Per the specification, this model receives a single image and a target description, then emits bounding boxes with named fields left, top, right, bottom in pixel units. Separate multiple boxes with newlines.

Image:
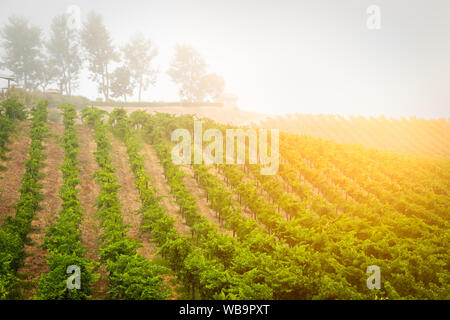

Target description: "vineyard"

left=258, top=114, right=450, bottom=157
left=0, top=98, right=449, bottom=300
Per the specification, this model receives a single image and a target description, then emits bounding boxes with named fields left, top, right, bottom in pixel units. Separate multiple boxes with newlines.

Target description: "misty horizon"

left=1, top=0, right=449, bottom=119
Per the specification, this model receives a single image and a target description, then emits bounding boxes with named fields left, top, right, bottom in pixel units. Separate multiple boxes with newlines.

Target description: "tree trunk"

left=62, top=64, right=68, bottom=95
left=106, top=64, right=109, bottom=100
left=68, top=71, right=72, bottom=96
left=138, top=76, right=143, bottom=102
left=101, top=71, right=107, bottom=100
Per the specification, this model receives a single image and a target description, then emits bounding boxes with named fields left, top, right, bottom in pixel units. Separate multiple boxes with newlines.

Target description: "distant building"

left=46, top=89, right=61, bottom=95
left=0, top=74, right=15, bottom=88
left=0, top=74, right=16, bottom=99
left=216, top=93, right=238, bottom=108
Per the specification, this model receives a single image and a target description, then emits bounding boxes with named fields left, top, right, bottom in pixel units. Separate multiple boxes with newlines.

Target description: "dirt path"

left=18, top=123, right=64, bottom=297
left=0, top=122, right=30, bottom=224
left=140, top=143, right=191, bottom=236
left=77, top=124, right=108, bottom=299
left=179, top=164, right=233, bottom=237
left=209, top=166, right=263, bottom=221
left=118, top=141, right=189, bottom=300
left=140, top=142, right=231, bottom=236
left=112, top=136, right=186, bottom=299
left=139, top=142, right=246, bottom=238
left=109, top=134, right=156, bottom=260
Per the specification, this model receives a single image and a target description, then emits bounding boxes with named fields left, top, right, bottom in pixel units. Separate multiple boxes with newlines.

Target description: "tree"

left=168, top=45, right=207, bottom=102
left=0, top=16, right=42, bottom=90
left=168, top=45, right=226, bottom=102
left=32, top=54, right=57, bottom=92
left=47, top=14, right=82, bottom=96
left=81, top=12, right=117, bottom=100
left=199, top=73, right=225, bottom=101
left=122, top=34, right=158, bottom=102
left=110, top=67, right=133, bottom=102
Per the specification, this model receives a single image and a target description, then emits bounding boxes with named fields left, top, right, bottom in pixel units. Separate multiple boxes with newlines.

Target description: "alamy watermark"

left=366, top=5, right=381, bottom=30
left=66, top=265, right=81, bottom=290
left=171, top=121, right=279, bottom=175
left=66, top=5, right=82, bottom=31
left=366, top=265, right=381, bottom=290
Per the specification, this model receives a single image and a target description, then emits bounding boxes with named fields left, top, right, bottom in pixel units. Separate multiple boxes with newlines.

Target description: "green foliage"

left=1, top=98, right=27, bottom=121
left=107, top=255, right=169, bottom=300
left=137, top=112, right=449, bottom=300
left=0, top=98, right=26, bottom=169
left=36, top=104, right=96, bottom=300
left=80, top=106, right=107, bottom=127
left=126, top=111, right=314, bottom=300
left=0, top=100, right=48, bottom=299
left=82, top=106, right=169, bottom=300
left=35, top=253, right=96, bottom=300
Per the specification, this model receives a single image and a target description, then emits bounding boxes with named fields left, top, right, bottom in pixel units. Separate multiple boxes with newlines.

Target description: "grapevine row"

left=36, top=104, right=95, bottom=299
left=0, top=101, right=47, bottom=299
left=81, top=107, right=169, bottom=300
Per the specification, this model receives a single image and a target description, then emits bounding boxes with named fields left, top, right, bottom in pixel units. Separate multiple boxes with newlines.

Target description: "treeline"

left=90, top=101, right=224, bottom=108
left=0, top=100, right=47, bottom=299
left=1, top=12, right=225, bottom=102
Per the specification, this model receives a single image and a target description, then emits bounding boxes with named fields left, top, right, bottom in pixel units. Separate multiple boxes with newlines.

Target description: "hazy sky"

left=0, top=0, right=449, bottom=118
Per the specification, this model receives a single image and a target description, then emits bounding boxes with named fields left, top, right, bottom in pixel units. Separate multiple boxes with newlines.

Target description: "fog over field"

left=1, top=0, right=449, bottom=118
left=0, top=0, right=449, bottom=306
